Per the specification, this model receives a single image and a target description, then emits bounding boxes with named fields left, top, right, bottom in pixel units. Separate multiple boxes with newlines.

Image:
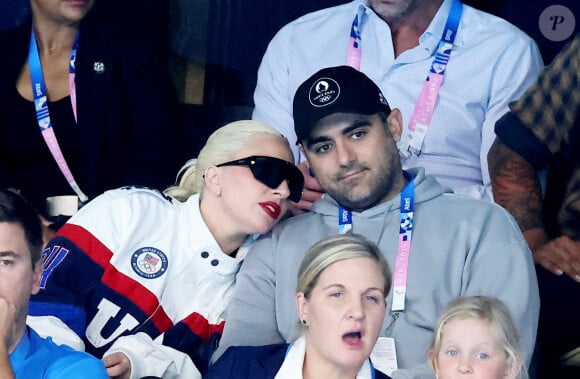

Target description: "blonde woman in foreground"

left=429, top=296, right=526, bottom=379
left=205, top=233, right=392, bottom=379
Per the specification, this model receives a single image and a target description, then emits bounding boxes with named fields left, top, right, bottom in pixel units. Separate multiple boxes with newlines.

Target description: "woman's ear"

left=387, top=109, right=403, bottom=142
left=203, top=166, right=221, bottom=197
left=296, top=292, right=309, bottom=321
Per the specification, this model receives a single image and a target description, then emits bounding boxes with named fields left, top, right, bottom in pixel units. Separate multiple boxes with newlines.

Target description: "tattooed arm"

left=489, top=138, right=580, bottom=281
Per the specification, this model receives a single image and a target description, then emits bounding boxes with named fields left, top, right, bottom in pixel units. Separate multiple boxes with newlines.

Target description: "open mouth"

left=342, top=331, right=363, bottom=347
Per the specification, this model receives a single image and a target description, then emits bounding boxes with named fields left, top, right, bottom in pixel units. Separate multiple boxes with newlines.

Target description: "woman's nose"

left=274, top=179, right=291, bottom=199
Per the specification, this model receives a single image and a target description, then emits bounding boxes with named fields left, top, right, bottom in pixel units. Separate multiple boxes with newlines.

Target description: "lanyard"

left=346, top=5, right=365, bottom=70
left=345, top=0, right=463, bottom=157
left=29, top=28, right=88, bottom=203
left=338, top=205, right=353, bottom=234
left=391, top=179, right=414, bottom=312
left=398, top=0, right=463, bottom=157
left=337, top=178, right=415, bottom=312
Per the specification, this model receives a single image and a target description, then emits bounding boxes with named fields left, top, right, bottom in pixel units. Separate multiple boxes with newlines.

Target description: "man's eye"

left=351, top=131, right=366, bottom=139
left=315, top=144, right=332, bottom=154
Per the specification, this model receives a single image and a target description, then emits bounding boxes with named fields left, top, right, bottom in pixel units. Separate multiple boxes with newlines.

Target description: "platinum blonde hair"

left=296, top=234, right=392, bottom=299
left=429, top=296, right=526, bottom=379
left=165, top=120, right=290, bottom=201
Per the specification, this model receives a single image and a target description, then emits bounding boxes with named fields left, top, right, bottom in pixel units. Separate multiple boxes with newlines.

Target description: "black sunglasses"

left=216, top=156, right=304, bottom=202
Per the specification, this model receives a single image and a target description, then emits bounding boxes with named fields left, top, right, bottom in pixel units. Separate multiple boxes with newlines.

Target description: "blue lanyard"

left=337, top=178, right=415, bottom=312
left=338, top=205, right=353, bottom=234
left=28, top=28, right=88, bottom=203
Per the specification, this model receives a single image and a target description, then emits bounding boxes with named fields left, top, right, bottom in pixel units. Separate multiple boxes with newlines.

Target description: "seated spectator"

left=0, top=189, right=107, bottom=378
left=0, top=0, right=181, bottom=229
left=251, top=0, right=543, bottom=215
left=213, top=66, right=539, bottom=379
left=428, top=296, right=526, bottom=379
left=206, top=234, right=392, bottom=379
left=26, top=121, right=304, bottom=378
left=488, top=33, right=580, bottom=379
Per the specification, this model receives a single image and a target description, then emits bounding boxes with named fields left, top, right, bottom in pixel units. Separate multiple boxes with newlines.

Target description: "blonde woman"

left=206, top=234, right=392, bottom=379
left=27, top=120, right=303, bottom=379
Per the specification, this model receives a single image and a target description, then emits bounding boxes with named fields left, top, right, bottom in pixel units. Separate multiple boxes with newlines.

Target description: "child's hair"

left=165, top=120, right=290, bottom=201
left=428, top=296, right=526, bottom=379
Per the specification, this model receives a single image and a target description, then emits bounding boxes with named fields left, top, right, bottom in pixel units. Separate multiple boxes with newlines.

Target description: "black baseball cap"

left=293, top=65, right=391, bottom=143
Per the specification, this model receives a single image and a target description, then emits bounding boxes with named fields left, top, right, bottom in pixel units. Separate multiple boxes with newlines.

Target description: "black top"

left=0, top=14, right=182, bottom=216
left=0, top=90, right=81, bottom=213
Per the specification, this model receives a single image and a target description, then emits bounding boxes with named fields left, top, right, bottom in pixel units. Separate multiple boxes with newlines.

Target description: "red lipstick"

left=259, top=201, right=281, bottom=219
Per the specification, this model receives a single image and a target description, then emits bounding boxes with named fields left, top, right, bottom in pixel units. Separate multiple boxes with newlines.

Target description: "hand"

left=287, top=161, right=325, bottom=215
left=103, top=352, right=131, bottom=379
left=532, top=235, right=580, bottom=282
left=0, top=298, right=16, bottom=351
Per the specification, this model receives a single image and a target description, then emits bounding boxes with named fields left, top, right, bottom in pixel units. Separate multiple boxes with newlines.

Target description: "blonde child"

left=429, top=296, right=526, bottom=379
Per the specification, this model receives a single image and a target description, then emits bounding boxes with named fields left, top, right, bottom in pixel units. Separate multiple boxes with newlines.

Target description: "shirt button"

left=211, top=259, right=219, bottom=266
left=201, top=251, right=209, bottom=258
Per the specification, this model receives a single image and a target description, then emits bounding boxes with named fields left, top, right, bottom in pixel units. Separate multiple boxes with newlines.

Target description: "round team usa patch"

left=131, top=247, right=168, bottom=279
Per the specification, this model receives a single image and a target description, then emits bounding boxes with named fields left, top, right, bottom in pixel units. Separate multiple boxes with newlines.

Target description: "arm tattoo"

left=488, top=139, right=544, bottom=231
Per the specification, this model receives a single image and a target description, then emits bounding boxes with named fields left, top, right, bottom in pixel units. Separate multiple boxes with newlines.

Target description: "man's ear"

left=387, top=109, right=403, bottom=142
left=299, top=143, right=307, bottom=159
left=203, top=166, right=221, bottom=197
left=31, top=259, right=42, bottom=295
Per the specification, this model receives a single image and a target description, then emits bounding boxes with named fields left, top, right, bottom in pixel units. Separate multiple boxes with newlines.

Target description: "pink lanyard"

left=29, top=28, right=88, bottom=203
left=346, top=1, right=463, bottom=159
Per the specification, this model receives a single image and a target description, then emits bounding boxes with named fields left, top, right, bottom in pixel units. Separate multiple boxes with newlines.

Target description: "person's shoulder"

left=93, top=186, right=177, bottom=208
left=208, top=344, right=287, bottom=378
left=28, top=328, right=108, bottom=378
left=267, top=208, right=328, bottom=243
left=461, top=4, right=536, bottom=44
left=69, top=186, right=179, bottom=230
left=437, top=191, right=525, bottom=229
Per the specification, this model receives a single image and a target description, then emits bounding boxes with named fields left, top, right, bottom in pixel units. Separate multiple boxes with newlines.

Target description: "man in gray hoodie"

left=215, top=66, right=539, bottom=378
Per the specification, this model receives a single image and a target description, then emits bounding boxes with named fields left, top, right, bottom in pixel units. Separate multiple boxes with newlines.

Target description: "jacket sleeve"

left=26, top=315, right=86, bottom=351
left=105, top=332, right=201, bottom=379
left=212, top=235, right=284, bottom=362
left=496, top=33, right=580, bottom=169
